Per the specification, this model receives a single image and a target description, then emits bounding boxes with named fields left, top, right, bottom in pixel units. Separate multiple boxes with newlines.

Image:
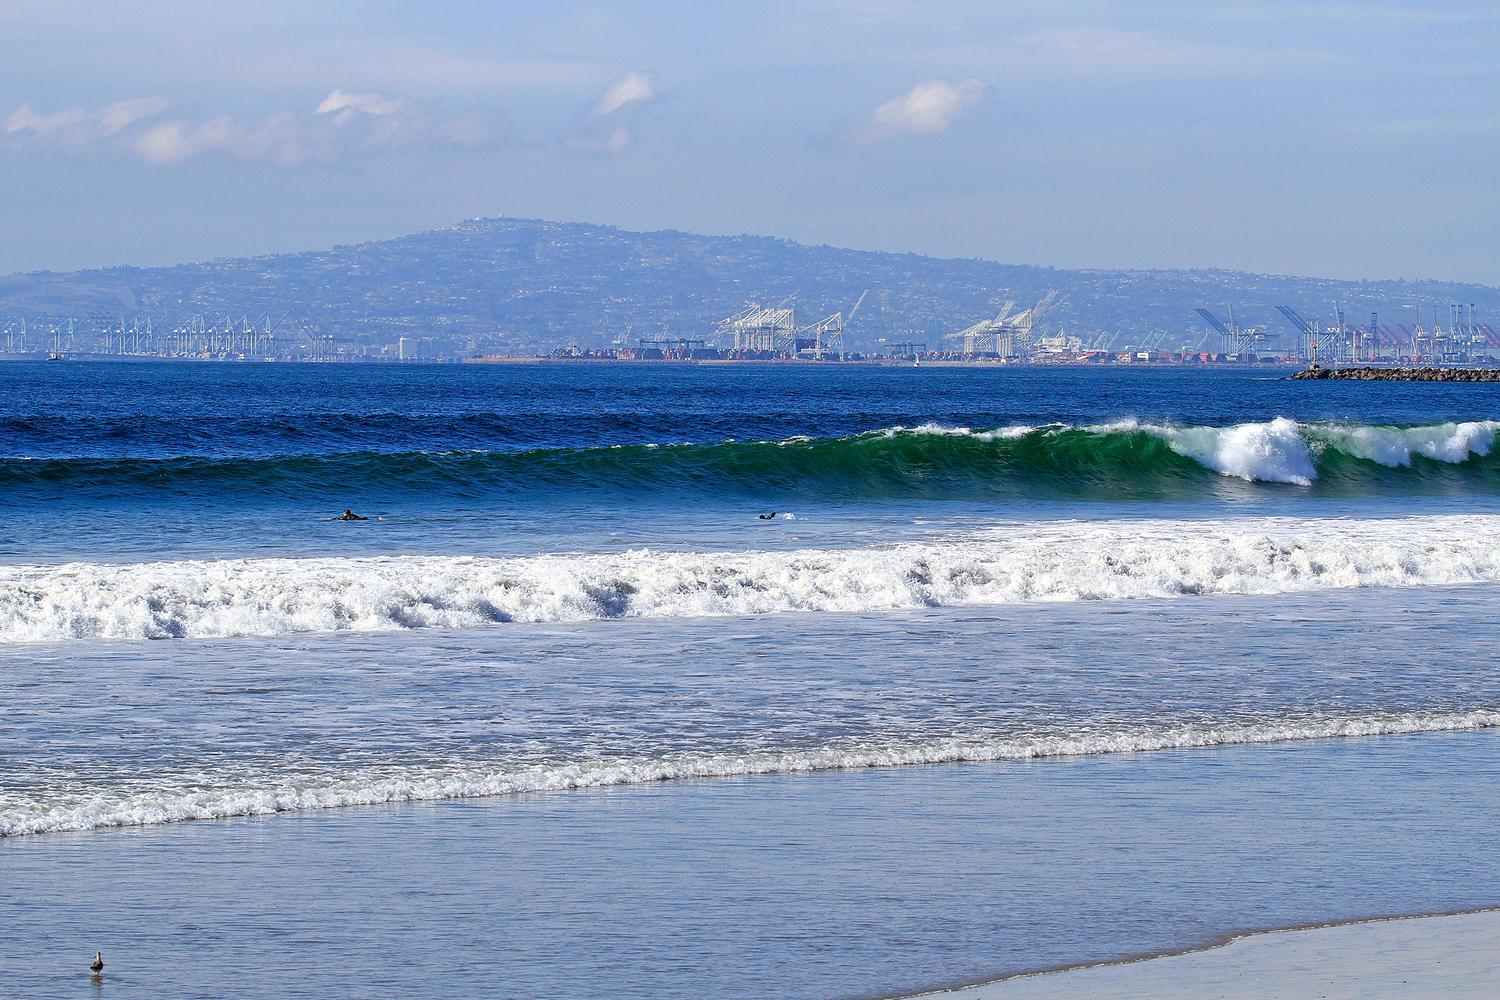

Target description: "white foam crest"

left=904, top=422, right=978, bottom=438
left=5, top=711, right=1495, bottom=838
left=1316, top=421, right=1500, bottom=467
left=878, top=423, right=1040, bottom=442
left=5, top=515, right=1500, bottom=642
left=1073, top=418, right=1497, bottom=483
left=1149, top=417, right=1318, bottom=485
left=1086, top=418, right=1143, bottom=433
left=982, top=425, right=1040, bottom=441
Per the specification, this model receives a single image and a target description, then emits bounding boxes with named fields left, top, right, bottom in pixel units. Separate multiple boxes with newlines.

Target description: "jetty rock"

left=1291, top=366, right=1500, bottom=382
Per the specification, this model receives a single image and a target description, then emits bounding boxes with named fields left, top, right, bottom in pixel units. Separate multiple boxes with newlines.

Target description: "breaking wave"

left=6, top=514, right=1500, bottom=642
left=2, top=419, right=1498, bottom=501
left=6, top=711, right=1496, bottom=837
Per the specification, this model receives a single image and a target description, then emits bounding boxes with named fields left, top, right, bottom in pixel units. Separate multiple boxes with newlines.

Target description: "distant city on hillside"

left=1, top=217, right=1496, bottom=364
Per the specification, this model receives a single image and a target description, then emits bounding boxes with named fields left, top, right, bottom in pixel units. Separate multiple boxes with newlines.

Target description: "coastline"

left=908, top=908, right=1500, bottom=999
left=461, top=356, right=1298, bottom=370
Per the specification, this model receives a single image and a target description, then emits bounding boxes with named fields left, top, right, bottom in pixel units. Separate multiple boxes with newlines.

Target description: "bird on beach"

left=89, top=951, right=104, bottom=974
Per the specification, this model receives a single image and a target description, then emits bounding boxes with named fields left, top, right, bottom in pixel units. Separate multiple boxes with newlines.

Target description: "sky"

left=2, top=0, right=1497, bottom=284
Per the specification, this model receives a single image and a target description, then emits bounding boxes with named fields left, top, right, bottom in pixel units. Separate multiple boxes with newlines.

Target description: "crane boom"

left=1194, top=308, right=1230, bottom=336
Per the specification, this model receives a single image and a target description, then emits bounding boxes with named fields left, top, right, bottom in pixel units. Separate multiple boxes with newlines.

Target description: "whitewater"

left=6, top=513, right=1500, bottom=641
left=5, top=710, right=1497, bottom=838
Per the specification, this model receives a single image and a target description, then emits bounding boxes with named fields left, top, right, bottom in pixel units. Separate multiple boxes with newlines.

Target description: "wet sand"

left=920, top=909, right=1500, bottom=999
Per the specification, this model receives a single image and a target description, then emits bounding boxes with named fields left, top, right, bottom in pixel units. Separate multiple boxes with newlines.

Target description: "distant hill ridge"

left=1, top=217, right=1495, bottom=353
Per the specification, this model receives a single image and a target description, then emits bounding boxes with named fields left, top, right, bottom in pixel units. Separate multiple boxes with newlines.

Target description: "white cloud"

left=4, top=97, right=171, bottom=153
left=564, top=71, right=655, bottom=155
left=5, top=91, right=494, bottom=167
left=564, top=124, right=634, bottom=155
left=865, top=79, right=984, bottom=138
left=134, top=109, right=409, bottom=166
left=133, top=117, right=237, bottom=165
left=6, top=98, right=172, bottom=139
left=437, top=116, right=494, bottom=146
left=5, top=103, right=90, bottom=136
left=315, top=89, right=405, bottom=120
left=98, top=97, right=171, bottom=134
left=593, top=71, right=655, bottom=117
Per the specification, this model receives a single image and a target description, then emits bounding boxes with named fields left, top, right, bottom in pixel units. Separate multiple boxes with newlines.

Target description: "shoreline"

left=462, top=356, right=1298, bottom=370
left=8, top=725, right=1500, bottom=997
left=0, top=354, right=1299, bottom=369
left=907, top=907, right=1500, bottom=999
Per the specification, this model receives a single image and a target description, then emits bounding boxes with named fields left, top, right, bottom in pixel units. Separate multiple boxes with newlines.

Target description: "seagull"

left=89, top=951, right=104, bottom=974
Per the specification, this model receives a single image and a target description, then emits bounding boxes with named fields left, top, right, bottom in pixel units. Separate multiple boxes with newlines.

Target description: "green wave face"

left=2, top=419, right=1498, bottom=502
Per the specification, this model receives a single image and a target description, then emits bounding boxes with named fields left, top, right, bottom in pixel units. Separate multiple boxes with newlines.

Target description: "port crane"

left=793, top=289, right=868, bottom=359
left=944, top=291, right=1058, bottom=358
left=1194, top=306, right=1256, bottom=358
left=714, top=299, right=798, bottom=353
left=1275, top=306, right=1321, bottom=363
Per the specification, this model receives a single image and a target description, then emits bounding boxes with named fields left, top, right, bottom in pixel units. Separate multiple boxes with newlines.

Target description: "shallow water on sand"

left=5, top=730, right=1499, bottom=999
left=4, top=585, right=1498, bottom=837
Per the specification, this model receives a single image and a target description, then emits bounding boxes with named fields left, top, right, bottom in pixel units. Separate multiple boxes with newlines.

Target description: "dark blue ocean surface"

left=7, top=361, right=1500, bottom=458
left=3, top=362, right=1500, bottom=561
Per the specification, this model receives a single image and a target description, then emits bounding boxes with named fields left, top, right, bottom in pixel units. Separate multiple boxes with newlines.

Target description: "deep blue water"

left=3, top=362, right=1500, bottom=562
left=6, top=362, right=1500, bottom=456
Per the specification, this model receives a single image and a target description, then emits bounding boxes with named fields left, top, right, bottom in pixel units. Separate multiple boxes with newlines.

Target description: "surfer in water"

left=335, top=508, right=369, bottom=521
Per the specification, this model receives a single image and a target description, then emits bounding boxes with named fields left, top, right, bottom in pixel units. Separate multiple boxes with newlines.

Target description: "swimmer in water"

left=758, top=512, right=778, bottom=520
left=335, top=509, right=369, bottom=521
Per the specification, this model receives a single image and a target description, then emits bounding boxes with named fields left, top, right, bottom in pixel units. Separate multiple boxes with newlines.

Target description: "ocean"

left=3, top=361, right=1499, bottom=997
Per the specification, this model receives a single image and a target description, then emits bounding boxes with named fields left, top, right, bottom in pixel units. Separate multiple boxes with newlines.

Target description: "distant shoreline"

left=462, top=356, right=1301, bottom=371
left=0, top=354, right=1302, bottom=370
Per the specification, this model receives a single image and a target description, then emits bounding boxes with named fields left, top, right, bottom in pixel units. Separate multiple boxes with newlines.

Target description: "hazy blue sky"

left=3, top=1, right=1497, bottom=282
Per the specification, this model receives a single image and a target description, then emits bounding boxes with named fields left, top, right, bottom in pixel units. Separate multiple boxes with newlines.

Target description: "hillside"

left=1, top=217, right=1495, bottom=355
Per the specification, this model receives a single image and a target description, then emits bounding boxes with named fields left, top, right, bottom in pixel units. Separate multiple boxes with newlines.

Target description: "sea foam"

left=4, top=515, right=1500, bottom=642
left=1149, top=418, right=1320, bottom=485
left=5, top=711, right=1496, bottom=837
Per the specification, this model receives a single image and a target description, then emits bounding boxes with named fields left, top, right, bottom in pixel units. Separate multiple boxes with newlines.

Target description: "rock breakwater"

left=1291, top=366, right=1500, bottom=382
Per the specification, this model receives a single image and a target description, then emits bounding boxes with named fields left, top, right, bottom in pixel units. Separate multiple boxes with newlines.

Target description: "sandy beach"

left=919, top=909, right=1500, bottom=999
